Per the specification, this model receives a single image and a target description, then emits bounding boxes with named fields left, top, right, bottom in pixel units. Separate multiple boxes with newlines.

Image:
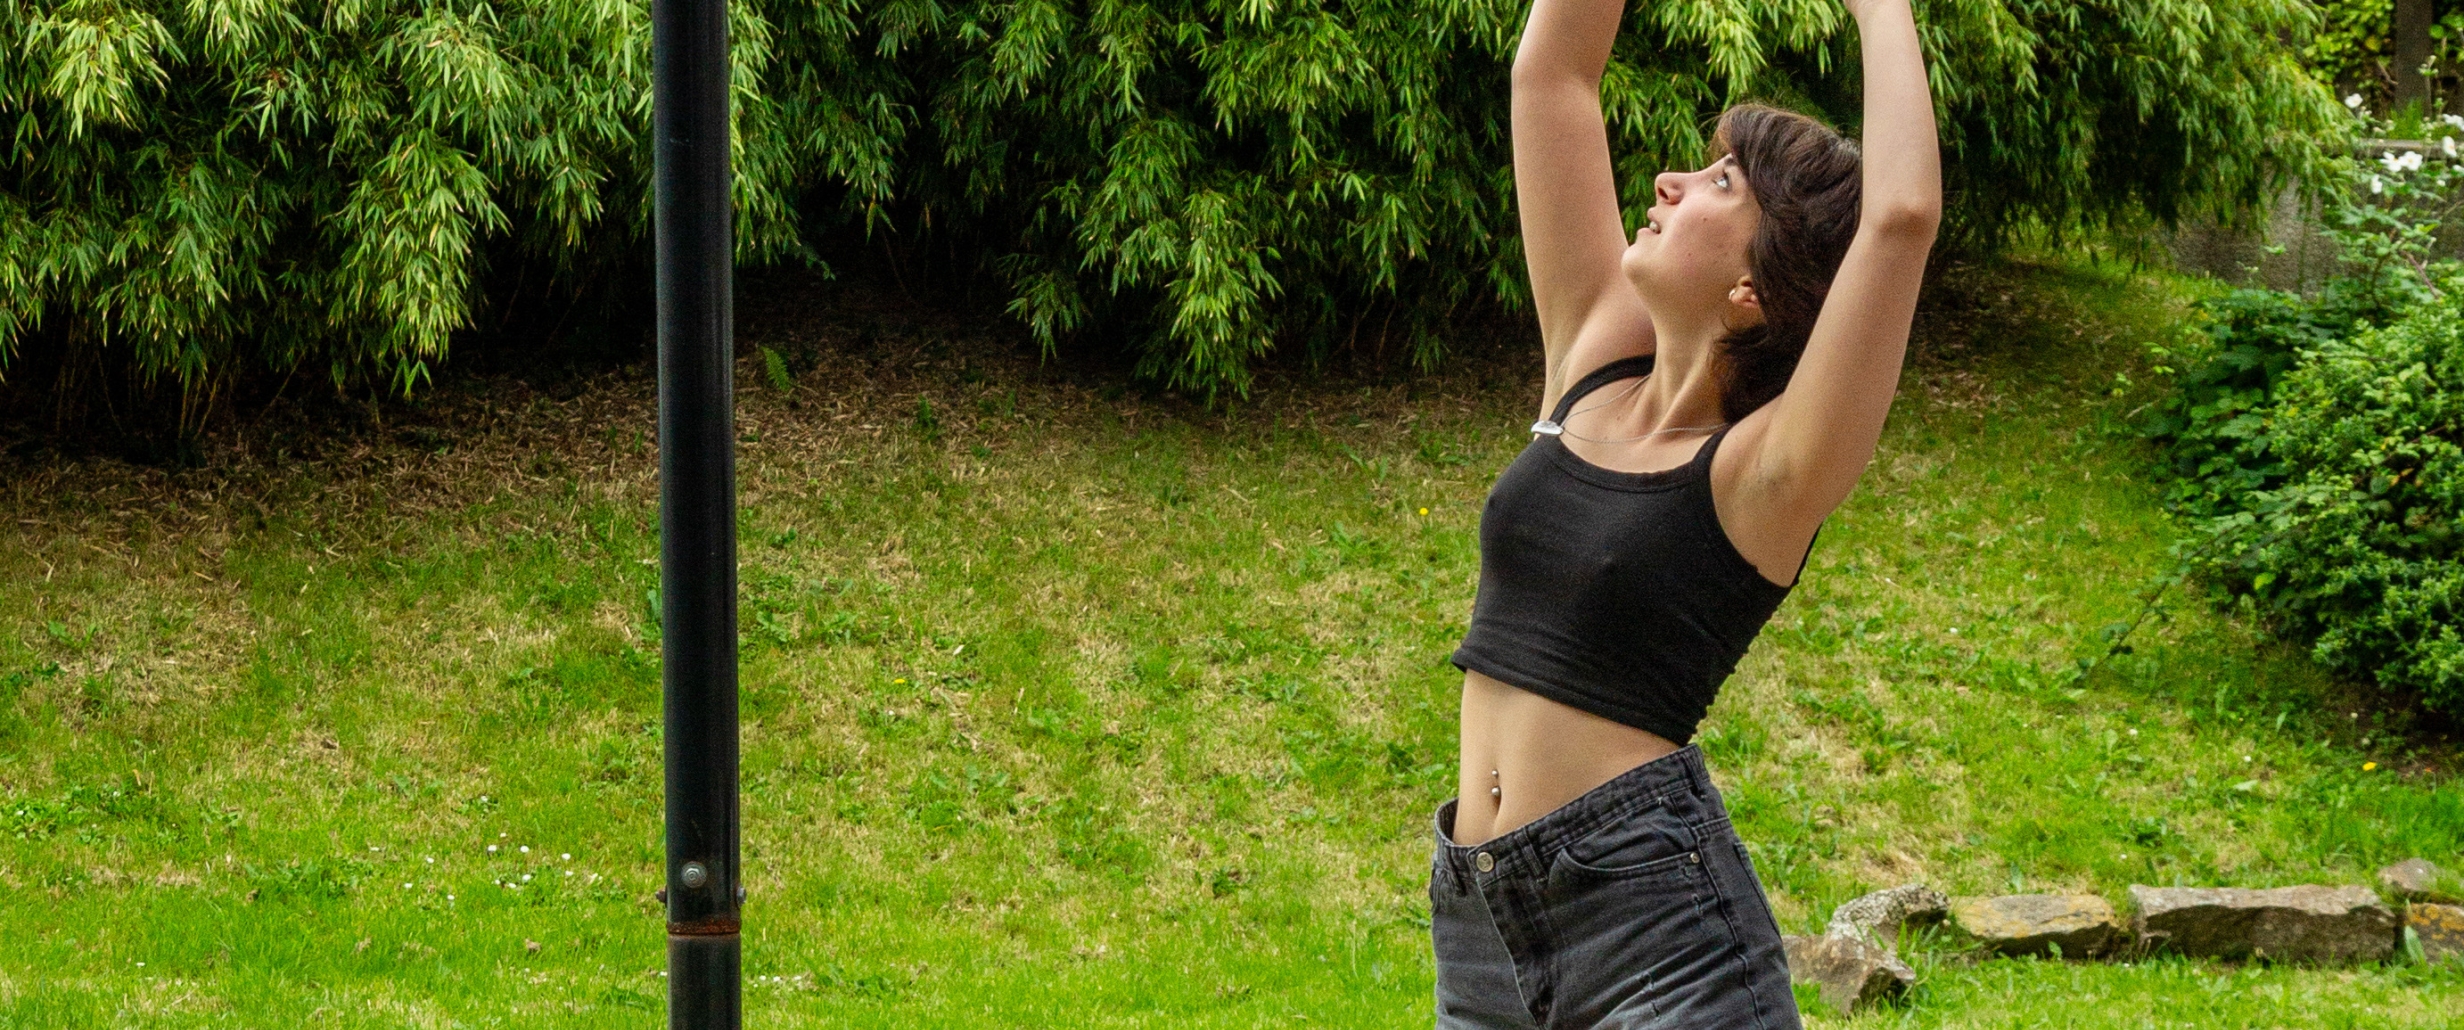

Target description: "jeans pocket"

left=1538, top=849, right=1727, bottom=1028
left=1552, top=803, right=1697, bottom=878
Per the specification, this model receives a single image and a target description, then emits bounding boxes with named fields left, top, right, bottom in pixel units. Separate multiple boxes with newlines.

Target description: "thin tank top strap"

left=1549, top=354, right=1657, bottom=423
left=1689, top=421, right=1735, bottom=473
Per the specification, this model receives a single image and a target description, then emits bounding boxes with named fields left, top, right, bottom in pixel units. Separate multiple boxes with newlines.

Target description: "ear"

left=1725, top=276, right=1765, bottom=330
left=1725, top=276, right=1761, bottom=310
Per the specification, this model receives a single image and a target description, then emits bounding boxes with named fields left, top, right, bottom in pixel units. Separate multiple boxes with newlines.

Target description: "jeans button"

left=1474, top=852, right=1495, bottom=873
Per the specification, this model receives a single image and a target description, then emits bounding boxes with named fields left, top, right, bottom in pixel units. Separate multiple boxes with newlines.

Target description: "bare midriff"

left=1451, top=667, right=1680, bottom=847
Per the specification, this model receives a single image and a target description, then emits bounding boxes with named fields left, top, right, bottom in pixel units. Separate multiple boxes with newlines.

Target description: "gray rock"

left=2410, top=903, right=2464, bottom=962
left=1783, top=933, right=1913, bottom=1016
left=2379, top=858, right=2461, bottom=903
left=1948, top=894, right=2122, bottom=958
left=1826, top=883, right=1949, bottom=950
left=2130, top=884, right=2397, bottom=963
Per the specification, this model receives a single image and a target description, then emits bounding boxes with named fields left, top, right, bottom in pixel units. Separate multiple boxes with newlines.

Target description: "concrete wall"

left=2165, top=141, right=2450, bottom=294
left=2167, top=182, right=2339, bottom=294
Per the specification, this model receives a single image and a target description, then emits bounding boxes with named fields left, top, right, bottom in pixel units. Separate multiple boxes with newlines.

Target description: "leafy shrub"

left=2189, top=287, right=2464, bottom=711
left=2150, top=112, right=2464, bottom=712
left=2144, top=286, right=2359, bottom=518
left=0, top=0, right=2342, bottom=404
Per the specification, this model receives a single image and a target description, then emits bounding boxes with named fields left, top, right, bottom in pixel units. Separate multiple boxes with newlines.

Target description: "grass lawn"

left=2, top=255, right=2459, bottom=1027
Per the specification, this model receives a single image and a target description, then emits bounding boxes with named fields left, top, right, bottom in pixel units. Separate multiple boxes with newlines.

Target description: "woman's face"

left=1620, top=155, right=1761, bottom=319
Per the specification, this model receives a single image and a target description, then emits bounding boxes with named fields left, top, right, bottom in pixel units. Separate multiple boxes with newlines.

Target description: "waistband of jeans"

left=1434, top=744, right=1715, bottom=884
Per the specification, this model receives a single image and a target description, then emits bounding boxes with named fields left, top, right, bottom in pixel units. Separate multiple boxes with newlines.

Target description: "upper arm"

left=1741, top=211, right=1937, bottom=525
left=1511, top=6, right=1654, bottom=414
left=1730, top=0, right=1939, bottom=531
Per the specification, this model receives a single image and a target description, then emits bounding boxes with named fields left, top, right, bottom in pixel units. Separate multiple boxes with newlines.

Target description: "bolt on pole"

left=651, top=0, right=739, bottom=1016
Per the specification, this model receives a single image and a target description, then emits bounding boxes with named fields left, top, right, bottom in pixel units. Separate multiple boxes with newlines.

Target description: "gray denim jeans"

left=1429, top=745, right=1801, bottom=1029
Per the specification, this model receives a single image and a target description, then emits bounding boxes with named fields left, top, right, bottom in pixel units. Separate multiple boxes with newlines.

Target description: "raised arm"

left=1512, top=0, right=1656, bottom=412
left=1745, top=0, right=1940, bottom=521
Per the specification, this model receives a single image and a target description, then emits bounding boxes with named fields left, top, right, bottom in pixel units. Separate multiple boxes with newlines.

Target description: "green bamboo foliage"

left=0, top=0, right=2345, bottom=401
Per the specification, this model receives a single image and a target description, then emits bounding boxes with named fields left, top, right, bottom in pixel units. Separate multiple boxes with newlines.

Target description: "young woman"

left=1430, top=1, right=1937, bottom=1027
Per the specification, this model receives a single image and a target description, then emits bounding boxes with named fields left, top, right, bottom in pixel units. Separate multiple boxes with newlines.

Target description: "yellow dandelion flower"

left=1418, top=507, right=1430, bottom=516
left=2362, top=761, right=2378, bottom=772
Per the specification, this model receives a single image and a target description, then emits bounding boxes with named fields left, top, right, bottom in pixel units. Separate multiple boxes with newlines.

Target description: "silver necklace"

left=1530, top=374, right=1729, bottom=443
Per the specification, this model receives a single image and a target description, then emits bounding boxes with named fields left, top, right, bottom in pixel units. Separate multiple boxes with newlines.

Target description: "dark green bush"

left=0, top=0, right=2342, bottom=404
left=2187, top=285, right=2464, bottom=711
left=2142, top=282, right=2394, bottom=518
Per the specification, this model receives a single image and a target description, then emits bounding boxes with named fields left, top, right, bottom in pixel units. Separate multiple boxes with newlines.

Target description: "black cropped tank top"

left=1451, top=355, right=1813, bottom=744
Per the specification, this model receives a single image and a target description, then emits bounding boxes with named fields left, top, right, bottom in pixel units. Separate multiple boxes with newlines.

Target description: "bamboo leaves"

left=331, top=130, right=505, bottom=388
left=0, top=0, right=2353, bottom=403
left=29, top=0, right=176, bottom=138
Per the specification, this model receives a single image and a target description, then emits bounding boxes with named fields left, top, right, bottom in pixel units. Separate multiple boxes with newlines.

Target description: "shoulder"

left=1540, top=298, right=1655, bottom=413
left=1543, top=336, right=1655, bottom=419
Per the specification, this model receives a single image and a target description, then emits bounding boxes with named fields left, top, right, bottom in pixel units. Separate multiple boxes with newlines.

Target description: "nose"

left=1654, top=172, right=1681, bottom=206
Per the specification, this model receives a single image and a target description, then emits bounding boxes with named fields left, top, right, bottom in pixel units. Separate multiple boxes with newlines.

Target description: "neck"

left=1633, top=309, right=1734, bottom=428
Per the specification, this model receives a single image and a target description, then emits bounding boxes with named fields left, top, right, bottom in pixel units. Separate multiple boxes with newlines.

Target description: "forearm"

left=1512, top=0, right=1626, bottom=86
left=1851, top=0, right=1941, bottom=231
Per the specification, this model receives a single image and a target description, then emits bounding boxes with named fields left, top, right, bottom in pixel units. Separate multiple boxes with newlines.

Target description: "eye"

left=1715, top=172, right=1731, bottom=189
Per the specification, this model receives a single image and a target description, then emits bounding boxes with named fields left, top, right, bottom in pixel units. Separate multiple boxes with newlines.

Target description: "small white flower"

left=561, top=853, right=572, bottom=861
left=401, top=882, right=412, bottom=889
left=2446, top=137, right=2459, bottom=159
left=425, top=856, right=435, bottom=864
left=2347, top=93, right=2366, bottom=109
left=2372, top=175, right=2386, bottom=194
left=2444, top=113, right=2464, bottom=131
left=519, top=846, right=530, bottom=854
left=487, top=844, right=498, bottom=853
left=522, top=873, right=532, bottom=882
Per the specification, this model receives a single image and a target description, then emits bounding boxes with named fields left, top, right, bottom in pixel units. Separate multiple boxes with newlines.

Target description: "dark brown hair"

left=1712, top=104, right=1863, bottom=423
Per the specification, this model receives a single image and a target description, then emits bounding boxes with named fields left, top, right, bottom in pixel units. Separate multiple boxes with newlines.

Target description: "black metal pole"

left=652, top=0, right=738, bottom=1016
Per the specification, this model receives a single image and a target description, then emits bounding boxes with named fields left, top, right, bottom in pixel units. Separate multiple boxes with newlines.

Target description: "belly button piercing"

left=1490, top=769, right=1500, bottom=798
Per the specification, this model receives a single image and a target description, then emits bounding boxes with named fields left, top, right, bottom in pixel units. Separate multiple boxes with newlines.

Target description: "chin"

left=1618, top=246, right=1663, bottom=301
